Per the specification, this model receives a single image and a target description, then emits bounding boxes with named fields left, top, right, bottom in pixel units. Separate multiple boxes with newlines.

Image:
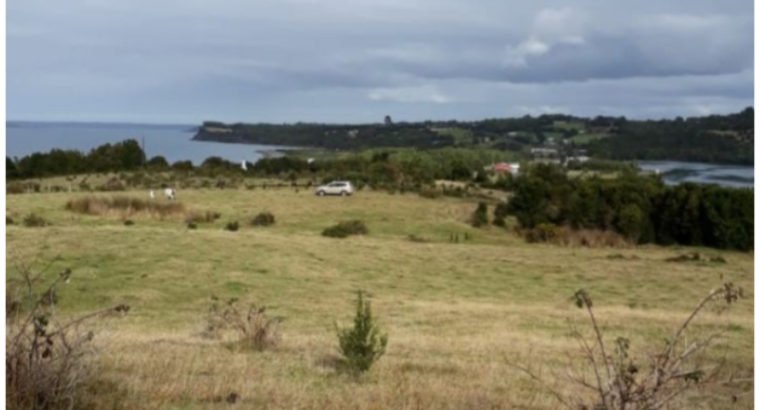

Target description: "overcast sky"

left=7, top=0, right=754, bottom=124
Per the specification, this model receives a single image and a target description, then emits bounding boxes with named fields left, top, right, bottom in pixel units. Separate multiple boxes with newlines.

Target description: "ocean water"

left=637, top=160, right=754, bottom=188
left=6, top=121, right=294, bottom=165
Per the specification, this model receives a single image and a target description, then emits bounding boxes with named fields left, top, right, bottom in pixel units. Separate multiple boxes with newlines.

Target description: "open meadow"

left=6, top=185, right=754, bottom=409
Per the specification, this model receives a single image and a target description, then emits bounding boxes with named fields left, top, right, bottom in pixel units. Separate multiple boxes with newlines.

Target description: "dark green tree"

left=471, top=202, right=489, bottom=227
left=336, top=291, right=388, bottom=373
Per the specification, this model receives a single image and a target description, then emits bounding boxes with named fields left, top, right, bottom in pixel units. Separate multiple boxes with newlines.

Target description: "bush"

left=7, top=182, right=40, bottom=195
left=65, top=196, right=185, bottom=219
left=7, top=182, right=25, bottom=194
left=123, top=219, right=135, bottom=226
left=521, top=224, right=630, bottom=248
left=523, top=223, right=560, bottom=243
left=336, top=291, right=388, bottom=373
left=493, top=203, right=509, bottom=227
left=225, top=221, right=239, bottom=232
left=470, top=202, right=488, bottom=228
left=23, top=213, right=50, bottom=227
left=187, top=222, right=197, bottom=230
left=6, top=264, right=129, bottom=410
left=251, top=212, right=275, bottom=227
left=7, top=216, right=14, bottom=225
left=98, top=178, right=126, bottom=192
left=514, top=284, right=743, bottom=409
left=204, top=297, right=282, bottom=351
left=322, top=220, right=368, bottom=238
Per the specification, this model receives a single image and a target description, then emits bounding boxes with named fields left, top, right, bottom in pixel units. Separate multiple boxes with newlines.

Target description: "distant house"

left=384, top=115, right=393, bottom=126
left=485, top=162, right=520, bottom=175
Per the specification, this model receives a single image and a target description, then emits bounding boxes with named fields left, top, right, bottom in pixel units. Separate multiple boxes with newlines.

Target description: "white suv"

left=315, top=181, right=355, bottom=196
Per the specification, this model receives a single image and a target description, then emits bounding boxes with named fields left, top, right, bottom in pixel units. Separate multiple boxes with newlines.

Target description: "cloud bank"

left=7, top=0, right=754, bottom=123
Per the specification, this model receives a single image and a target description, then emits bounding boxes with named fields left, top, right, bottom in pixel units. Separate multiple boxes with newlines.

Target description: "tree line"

left=503, top=164, right=753, bottom=251
left=194, top=108, right=753, bottom=164
left=188, top=147, right=511, bottom=187
left=587, top=107, right=754, bottom=165
left=7, top=140, right=510, bottom=188
left=7, top=140, right=145, bottom=179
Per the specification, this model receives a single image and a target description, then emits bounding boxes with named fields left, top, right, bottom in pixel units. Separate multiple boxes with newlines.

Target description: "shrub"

left=520, top=224, right=630, bottom=248
left=23, top=213, right=50, bottom=227
left=471, top=202, right=488, bottom=227
left=7, top=216, right=14, bottom=225
left=7, top=182, right=41, bottom=195
left=665, top=252, right=702, bottom=263
left=448, top=232, right=471, bottom=243
left=123, top=219, right=135, bottom=226
left=225, top=221, right=239, bottom=232
left=65, top=196, right=185, bottom=219
left=513, top=284, right=743, bottom=409
left=187, top=222, right=198, bottom=230
left=6, top=264, right=129, bottom=410
left=251, top=212, right=275, bottom=227
left=7, top=182, right=25, bottom=194
left=606, top=253, right=639, bottom=261
left=336, top=291, right=388, bottom=373
left=98, top=178, right=126, bottom=191
left=204, top=297, right=282, bottom=351
left=493, top=203, right=509, bottom=227
left=322, top=220, right=368, bottom=238
left=523, top=223, right=560, bottom=243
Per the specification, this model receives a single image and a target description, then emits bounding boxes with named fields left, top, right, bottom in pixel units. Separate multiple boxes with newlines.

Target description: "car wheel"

left=340, top=191, right=348, bottom=196
left=317, top=190, right=325, bottom=196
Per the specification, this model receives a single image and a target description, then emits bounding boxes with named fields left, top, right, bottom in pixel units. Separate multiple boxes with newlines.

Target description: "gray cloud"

left=7, top=0, right=753, bottom=123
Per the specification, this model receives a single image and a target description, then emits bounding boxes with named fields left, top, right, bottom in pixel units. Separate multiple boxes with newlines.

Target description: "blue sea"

left=637, top=160, right=753, bottom=189
left=6, top=121, right=295, bottom=165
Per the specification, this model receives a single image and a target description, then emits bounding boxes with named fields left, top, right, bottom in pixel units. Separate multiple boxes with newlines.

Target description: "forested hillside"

left=194, top=108, right=754, bottom=164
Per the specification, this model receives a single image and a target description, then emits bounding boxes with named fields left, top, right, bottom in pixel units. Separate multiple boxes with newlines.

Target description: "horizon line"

left=6, top=106, right=753, bottom=127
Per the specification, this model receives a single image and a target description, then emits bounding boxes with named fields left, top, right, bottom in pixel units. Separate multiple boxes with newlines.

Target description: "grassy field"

left=6, top=186, right=754, bottom=409
left=568, top=132, right=608, bottom=145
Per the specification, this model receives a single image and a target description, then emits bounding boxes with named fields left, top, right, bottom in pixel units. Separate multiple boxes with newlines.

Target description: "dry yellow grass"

left=6, top=187, right=754, bottom=409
